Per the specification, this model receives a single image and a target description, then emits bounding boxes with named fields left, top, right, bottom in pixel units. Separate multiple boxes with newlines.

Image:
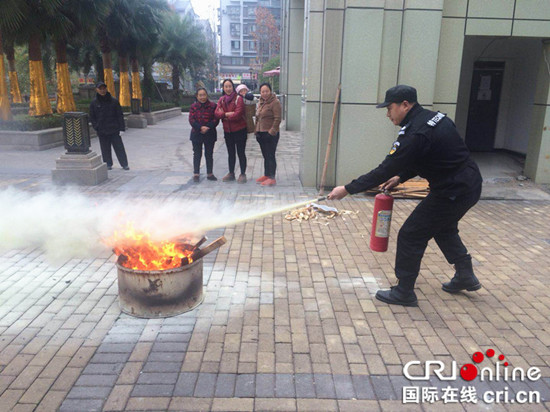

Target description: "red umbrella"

left=263, top=66, right=280, bottom=77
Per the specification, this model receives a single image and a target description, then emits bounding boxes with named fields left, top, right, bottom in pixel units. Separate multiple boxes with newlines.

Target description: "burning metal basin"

left=117, top=259, right=204, bottom=318
left=115, top=236, right=226, bottom=318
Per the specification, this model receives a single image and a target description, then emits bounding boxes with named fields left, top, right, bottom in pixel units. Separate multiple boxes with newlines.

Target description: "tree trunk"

left=172, top=65, right=180, bottom=105
left=95, top=54, right=104, bottom=83
left=142, top=58, right=154, bottom=99
left=4, top=41, right=22, bottom=104
left=55, top=40, right=76, bottom=114
left=0, top=30, right=13, bottom=120
left=99, top=29, right=115, bottom=95
left=118, top=52, right=131, bottom=107
left=130, top=57, right=142, bottom=103
left=28, top=33, right=53, bottom=116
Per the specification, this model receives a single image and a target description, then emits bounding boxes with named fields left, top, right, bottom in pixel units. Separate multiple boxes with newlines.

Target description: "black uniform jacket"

left=89, top=92, right=126, bottom=136
left=345, top=104, right=482, bottom=198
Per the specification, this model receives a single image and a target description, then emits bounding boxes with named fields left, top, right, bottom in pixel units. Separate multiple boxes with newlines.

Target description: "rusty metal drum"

left=116, top=258, right=204, bottom=318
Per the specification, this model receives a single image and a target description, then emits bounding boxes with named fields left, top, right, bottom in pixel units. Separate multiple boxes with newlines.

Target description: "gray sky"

left=190, top=0, right=218, bottom=21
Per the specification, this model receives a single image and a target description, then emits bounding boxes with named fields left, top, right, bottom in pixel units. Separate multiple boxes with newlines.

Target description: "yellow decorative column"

left=8, top=71, right=22, bottom=104
left=29, top=60, right=53, bottom=116
left=0, top=54, right=12, bottom=121
left=56, top=62, right=76, bottom=114
left=104, top=68, right=115, bottom=96
left=131, top=71, right=142, bottom=103
left=119, top=71, right=131, bottom=107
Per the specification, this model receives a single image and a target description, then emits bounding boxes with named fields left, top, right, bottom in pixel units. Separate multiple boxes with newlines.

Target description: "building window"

left=244, top=40, right=256, bottom=51
left=231, top=41, right=241, bottom=50
left=244, top=24, right=256, bottom=35
left=230, top=23, right=240, bottom=36
left=232, top=57, right=242, bottom=65
left=226, top=6, right=240, bottom=16
left=244, top=7, right=256, bottom=18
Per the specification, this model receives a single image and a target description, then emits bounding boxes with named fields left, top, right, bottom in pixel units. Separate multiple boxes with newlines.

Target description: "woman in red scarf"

left=215, top=79, right=248, bottom=183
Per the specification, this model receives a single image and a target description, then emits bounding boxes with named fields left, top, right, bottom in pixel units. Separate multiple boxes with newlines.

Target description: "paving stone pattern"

left=1, top=115, right=550, bottom=410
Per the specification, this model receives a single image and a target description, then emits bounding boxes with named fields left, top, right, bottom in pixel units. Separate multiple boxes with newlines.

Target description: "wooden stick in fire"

left=172, top=235, right=208, bottom=250
left=181, top=236, right=227, bottom=265
left=190, top=236, right=208, bottom=250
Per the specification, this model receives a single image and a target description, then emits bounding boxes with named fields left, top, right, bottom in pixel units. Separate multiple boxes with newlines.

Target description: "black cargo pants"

left=395, top=184, right=482, bottom=290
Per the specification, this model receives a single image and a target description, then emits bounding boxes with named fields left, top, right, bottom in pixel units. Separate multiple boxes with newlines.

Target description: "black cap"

left=376, top=85, right=417, bottom=108
left=96, top=82, right=107, bottom=89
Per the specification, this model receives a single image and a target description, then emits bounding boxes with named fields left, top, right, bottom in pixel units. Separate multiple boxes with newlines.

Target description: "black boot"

left=442, top=256, right=481, bottom=293
left=375, top=285, right=418, bottom=307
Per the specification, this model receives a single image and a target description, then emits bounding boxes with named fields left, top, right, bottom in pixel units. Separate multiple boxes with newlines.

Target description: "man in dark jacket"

left=328, top=85, right=482, bottom=307
left=89, top=82, right=129, bottom=170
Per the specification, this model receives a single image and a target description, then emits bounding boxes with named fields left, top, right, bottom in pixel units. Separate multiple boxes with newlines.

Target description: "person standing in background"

left=236, top=84, right=257, bottom=135
left=189, top=88, right=219, bottom=182
left=255, top=83, right=281, bottom=186
left=89, top=82, right=129, bottom=171
left=215, top=79, right=248, bottom=183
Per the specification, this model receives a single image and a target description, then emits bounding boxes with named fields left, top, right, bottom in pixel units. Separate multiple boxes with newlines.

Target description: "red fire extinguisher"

left=369, top=191, right=394, bottom=252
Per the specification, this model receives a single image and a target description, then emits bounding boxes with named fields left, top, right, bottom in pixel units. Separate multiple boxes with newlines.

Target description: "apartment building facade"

left=218, top=0, right=281, bottom=86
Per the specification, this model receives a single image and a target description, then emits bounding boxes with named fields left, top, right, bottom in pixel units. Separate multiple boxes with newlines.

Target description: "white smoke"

left=0, top=187, right=311, bottom=263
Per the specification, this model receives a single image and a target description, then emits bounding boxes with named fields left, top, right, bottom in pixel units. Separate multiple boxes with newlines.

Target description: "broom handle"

left=319, top=84, right=341, bottom=196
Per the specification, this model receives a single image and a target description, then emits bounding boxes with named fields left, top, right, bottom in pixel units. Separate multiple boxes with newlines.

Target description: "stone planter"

left=142, top=107, right=182, bottom=125
left=0, top=126, right=97, bottom=151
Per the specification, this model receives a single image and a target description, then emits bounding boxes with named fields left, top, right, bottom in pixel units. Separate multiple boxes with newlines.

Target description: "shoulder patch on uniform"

left=427, top=112, right=446, bottom=127
left=389, top=141, right=400, bottom=155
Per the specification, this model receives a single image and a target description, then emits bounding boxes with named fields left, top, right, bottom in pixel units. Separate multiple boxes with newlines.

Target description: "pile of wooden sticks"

left=366, top=178, right=430, bottom=199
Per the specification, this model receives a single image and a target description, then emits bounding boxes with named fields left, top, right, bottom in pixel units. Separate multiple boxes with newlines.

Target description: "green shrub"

left=72, top=99, right=176, bottom=114
left=181, top=104, right=191, bottom=113
left=150, top=102, right=176, bottom=112
left=0, top=114, right=63, bottom=131
left=74, top=103, right=91, bottom=114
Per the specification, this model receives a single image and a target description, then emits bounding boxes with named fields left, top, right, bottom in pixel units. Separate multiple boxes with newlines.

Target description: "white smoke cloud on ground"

left=0, top=187, right=311, bottom=263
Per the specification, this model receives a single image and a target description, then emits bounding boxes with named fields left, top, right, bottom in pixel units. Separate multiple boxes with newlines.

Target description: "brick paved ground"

left=1, top=114, right=550, bottom=411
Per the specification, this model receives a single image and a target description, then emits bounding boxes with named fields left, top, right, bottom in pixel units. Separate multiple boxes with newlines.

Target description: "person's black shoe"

left=123, top=166, right=130, bottom=170
left=207, top=174, right=217, bottom=181
left=375, top=286, right=418, bottom=307
left=193, top=174, right=200, bottom=183
left=442, top=256, right=482, bottom=294
left=107, top=165, right=112, bottom=170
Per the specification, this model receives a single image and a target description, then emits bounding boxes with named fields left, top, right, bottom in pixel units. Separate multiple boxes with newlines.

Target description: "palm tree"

left=0, top=0, right=29, bottom=114
left=158, top=13, right=208, bottom=104
left=128, top=0, right=167, bottom=104
left=97, top=0, right=135, bottom=106
left=0, top=0, right=65, bottom=116
left=66, top=41, right=102, bottom=85
left=3, top=36, right=22, bottom=104
left=96, top=0, right=128, bottom=98
left=0, top=30, right=13, bottom=120
left=52, top=0, right=110, bottom=114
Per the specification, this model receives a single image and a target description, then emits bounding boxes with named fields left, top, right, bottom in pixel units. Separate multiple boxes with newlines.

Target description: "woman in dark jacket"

left=215, top=79, right=248, bottom=183
left=189, top=88, right=219, bottom=182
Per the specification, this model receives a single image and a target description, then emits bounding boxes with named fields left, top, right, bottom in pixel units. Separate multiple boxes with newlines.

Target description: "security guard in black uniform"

left=328, top=85, right=483, bottom=307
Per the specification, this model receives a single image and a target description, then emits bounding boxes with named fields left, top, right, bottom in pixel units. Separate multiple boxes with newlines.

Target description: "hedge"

left=0, top=114, right=63, bottom=131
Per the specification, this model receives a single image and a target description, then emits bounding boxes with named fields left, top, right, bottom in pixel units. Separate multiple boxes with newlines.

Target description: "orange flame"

left=107, top=223, right=193, bottom=271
